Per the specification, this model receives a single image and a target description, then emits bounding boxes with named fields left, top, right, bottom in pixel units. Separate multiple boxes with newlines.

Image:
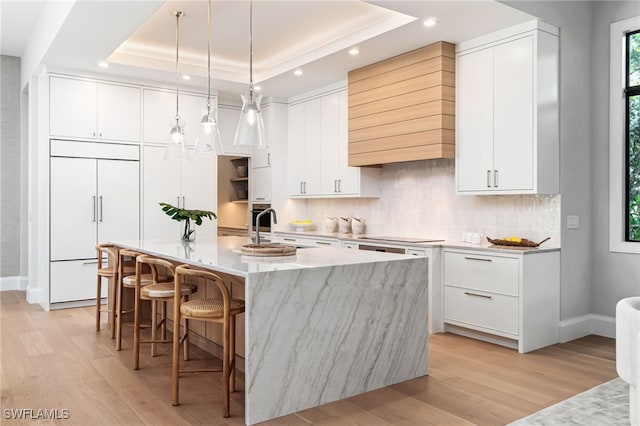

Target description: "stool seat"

left=99, top=265, right=134, bottom=278
left=122, top=274, right=171, bottom=287
left=180, top=298, right=245, bottom=318
left=142, top=282, right=197, bottom=298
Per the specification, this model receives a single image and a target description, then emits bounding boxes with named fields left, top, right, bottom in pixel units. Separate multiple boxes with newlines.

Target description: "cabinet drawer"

left=444, top=251, right=519, bottom=296
left=444, top=286, right=518, bottom=336
left=51, top=260, right=107, bottom=303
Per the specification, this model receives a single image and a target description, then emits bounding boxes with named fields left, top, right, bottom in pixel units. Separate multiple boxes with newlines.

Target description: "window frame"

left=610, top=16, right=640, bottom=253
left=625, top=29, right=640, bottom=242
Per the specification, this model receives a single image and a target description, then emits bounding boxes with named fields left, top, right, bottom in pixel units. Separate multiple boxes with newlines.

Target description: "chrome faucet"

left=254, top=208, right=277, bottom=244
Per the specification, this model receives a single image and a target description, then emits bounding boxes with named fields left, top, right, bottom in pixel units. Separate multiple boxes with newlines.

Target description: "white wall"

left=294, top=159, right=561, bottom=245
left=502, top=1, right=594, bottom=325
left=591, top=1, right=640, bottom=317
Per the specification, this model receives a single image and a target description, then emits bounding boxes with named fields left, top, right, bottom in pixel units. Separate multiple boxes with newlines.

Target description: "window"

left=626, top=30, right=640, bottom=241
left=610, top=16, right=640, bottom=253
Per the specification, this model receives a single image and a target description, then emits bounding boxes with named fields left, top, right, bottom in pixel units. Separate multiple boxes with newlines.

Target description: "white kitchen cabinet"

left=142, top=146, right=216, bottom=240
left=50, top=76, right=140, bottom=142
left=250, top=103, right=272, bottom=168
left=218, top=103, right=251, bottom=156
left=288, top=86, right=379, bottom=198
left=442, top=247, right=560, bottom=353
left=142, top=89, right=209, bottom=147
left=456, top=21, right=559, bottom=195
left=251, top=167, right=271, bottom=203
left=49, top=140, right=140, bottom=303
left=272, top=234, right=340, bottom=248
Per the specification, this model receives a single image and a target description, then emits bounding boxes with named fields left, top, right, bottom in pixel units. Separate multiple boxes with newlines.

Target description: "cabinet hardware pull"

left=256, top=197, right=265, bottom=201
left=99, top=196, right=103, bottom=222
left=494, top=170, right=498, bottom=188
left=464, top=291, right=492, bottom=299
left=92, top=196, right=97, bottom=222
left=487, top=170, right=491, bottom=188
left=300, top=182, right=303, bottom=194
left=267, top=153, right=270, bottom=166
left=182, top=196, right=186, bottom=208
left=316, top=241, right=331, bottom=246
left=83, top=260, right=99, bottom=265
left=93, top=131, right=96, bottom=137
left=338, top=179, right=342, bottom=192
left=283, top=238, right=296, bottom=242
left=303, top=181, right=307, bottom=194
left=177, top=196, right=180, bottom=207
left=464, top=256, right=492, bottom=262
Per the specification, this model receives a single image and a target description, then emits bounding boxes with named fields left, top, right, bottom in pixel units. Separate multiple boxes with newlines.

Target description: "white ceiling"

left=1, top=0, right=535, bottom=98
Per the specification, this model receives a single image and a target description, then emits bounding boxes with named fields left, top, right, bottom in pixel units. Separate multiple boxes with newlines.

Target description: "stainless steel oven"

left=251, top=204, right=272, bottom=233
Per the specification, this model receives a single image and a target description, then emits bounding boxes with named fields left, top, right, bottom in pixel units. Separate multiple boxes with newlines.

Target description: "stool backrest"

left=174, top=265, right=230, bottom=315
left=137, top=255, right=176, bottom=281
left=96, top=244, right=117, bottom=270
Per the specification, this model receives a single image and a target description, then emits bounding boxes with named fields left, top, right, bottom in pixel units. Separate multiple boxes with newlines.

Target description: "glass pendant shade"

left=195, top=113, right=223, bottom=154
left=165, top=122, right=189, bottom=161
left=234, top=93, right=265, bottom=148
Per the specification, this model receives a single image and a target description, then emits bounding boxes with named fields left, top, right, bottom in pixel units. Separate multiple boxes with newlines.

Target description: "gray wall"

left=1, top=55, right=22, bottom=277
left=591, top=1, right=640, bottom=317
left=505, top=1, right=595, bottom=321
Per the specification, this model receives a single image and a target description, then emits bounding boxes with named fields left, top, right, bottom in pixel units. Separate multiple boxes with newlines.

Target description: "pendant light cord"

left=174, top=11, right=182, bottom=125
left=249, top=0, right=254, bottom=98
left=206, top=0, right=211, bottom=115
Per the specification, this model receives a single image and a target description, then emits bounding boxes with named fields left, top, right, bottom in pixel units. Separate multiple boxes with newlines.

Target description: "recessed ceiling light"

left=349, top=47, right=360, bottom=56
left=98, top=61, right=109, bottom=69
left=254, top=85, right=262, bottom=92
left=294, top=69, right=303, bottom=76
left=182, top=74, right=191, bottom=81
left=423, top=17, right=438, bottom=27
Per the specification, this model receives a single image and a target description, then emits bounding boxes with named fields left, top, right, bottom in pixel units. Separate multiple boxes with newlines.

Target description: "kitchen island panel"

left=245, top=257, right=429, bottom=425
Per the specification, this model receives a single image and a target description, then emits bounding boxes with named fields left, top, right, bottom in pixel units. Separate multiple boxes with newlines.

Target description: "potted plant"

left=159, top=202, right=217, bottom=242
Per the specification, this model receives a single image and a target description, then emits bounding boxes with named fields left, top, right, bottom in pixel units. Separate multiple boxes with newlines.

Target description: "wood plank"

left=349, top=114, right=455, bottom=143
left=348, top=72, right=455, bottom=107
left=349, top=87, right=454, bottom=119
left=349, top=42, right=455, bottom=83
left=349, top=56, right=454, bottom=95
left=349, top=143, right=455, bottom=166
left=349, top=100, right=455, bottom=131
left=349, top=130, right=455, bottom=155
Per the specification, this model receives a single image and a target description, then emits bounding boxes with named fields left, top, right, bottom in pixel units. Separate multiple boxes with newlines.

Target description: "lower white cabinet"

left=271, top=234, right=340, bottom=248
left=443, top=248, right=559, bottom=353
left=142, top=146, right=217, bottom=240
left=49, top=140, right=140, bottom=303
left=50, top=260, right=107, bottom=303
left=251, top=167, right=271, bottom=203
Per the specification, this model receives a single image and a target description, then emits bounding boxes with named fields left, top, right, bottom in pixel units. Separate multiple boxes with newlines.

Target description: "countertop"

left=110, top=235, right=419, bottom=277
left=271, top=230, right=561, bottom=254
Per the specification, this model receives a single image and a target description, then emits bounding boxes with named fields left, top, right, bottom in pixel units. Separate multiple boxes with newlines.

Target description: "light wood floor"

left=1, top=290, right=617, bottom=425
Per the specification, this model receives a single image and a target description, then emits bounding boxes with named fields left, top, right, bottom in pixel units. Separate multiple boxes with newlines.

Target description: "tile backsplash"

left=304, top=159, right=561, bottom=246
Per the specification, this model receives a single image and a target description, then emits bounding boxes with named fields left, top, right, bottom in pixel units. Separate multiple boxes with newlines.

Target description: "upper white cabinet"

left=50, top=76, right=141, bottom=142
left=288, top=86, right=379, bottom=198
left=142, top=89, right=208, bottom=147
left=218, top=103, right=251, bottom=156
left=455, top=21, right=559, bottom=195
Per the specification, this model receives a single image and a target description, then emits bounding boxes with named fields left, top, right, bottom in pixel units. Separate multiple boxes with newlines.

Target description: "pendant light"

left=165, top=10, right=190, bottom=161
left=233, top=0, right=265, bottom=148
left=194, top=0, right=223, bottom=154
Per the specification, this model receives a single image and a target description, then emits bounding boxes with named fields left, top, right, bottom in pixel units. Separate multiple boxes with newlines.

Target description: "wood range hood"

left=348, top=41, right=455, bottom=166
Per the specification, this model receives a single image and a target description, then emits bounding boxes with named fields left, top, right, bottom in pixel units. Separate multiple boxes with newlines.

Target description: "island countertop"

left=110, top=235, right=419, bottom=277
left=109, top=236, right=430, bottom=425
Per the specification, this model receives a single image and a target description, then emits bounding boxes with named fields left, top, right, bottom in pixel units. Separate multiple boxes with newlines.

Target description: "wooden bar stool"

left=171, top=265, right=245, bottom=418
left=133, top=256, right=196, bottom=370
left=115, top=249, right=159, bottom=350
left=95, top=244, right=132, bottom=335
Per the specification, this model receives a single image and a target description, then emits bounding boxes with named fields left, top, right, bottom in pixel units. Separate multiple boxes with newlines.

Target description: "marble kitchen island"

left=111, top=236, right=429, bottom=425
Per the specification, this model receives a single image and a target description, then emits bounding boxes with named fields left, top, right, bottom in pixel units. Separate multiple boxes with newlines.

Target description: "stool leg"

left=151, top=299, right=158, bottom=357
left=172, top=300, right=181, bottom=406
left=161, top=301, right=167, bottom=341
left=115, top=277, right=124, bottom=351
left=96, top=275, right=102, bottom=332
left=109, top=274, right=118, bottom=339
left=223, top=315, right=230, bottom=418
left=133, top=264, right=142, bottom=370
left=183, top=317, right=190, bottom=361
left=230, top=315, right=236, bottom=392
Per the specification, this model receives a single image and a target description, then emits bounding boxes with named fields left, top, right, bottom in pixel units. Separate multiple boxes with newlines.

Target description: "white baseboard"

left=559, top=314, right=616, bottom=342
left=0, top=276, right=28, bottom=291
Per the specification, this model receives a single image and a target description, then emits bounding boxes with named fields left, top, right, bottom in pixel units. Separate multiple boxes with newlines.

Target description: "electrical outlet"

left=567, top=215, right=579, bottom=229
